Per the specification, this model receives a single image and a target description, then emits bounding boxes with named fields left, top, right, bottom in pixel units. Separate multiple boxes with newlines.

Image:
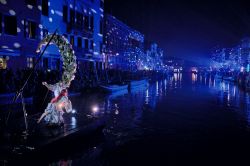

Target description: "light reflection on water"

left=52, top=73, right=250, bottom=165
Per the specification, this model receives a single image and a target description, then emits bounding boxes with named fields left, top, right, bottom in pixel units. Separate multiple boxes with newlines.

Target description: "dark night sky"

left=105, top=0, right=250, bottom=64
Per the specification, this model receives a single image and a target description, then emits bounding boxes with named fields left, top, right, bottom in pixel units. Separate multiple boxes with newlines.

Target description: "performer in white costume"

left=37, top=82, right=73, bottom=125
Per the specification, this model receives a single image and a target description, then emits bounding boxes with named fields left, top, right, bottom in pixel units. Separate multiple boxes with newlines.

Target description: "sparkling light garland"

left=37, top=34, right=77, bottom=87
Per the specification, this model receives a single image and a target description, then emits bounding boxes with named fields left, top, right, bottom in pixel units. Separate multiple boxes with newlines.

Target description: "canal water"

left=13, top=73, right=250, bottom=165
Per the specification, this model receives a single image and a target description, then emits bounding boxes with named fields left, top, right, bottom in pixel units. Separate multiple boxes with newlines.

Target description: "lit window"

left=27, top=57, right=34, bottom=68
left=4, top=15, right=17, bottom=35
left=24, top=20, right=37, bottom=39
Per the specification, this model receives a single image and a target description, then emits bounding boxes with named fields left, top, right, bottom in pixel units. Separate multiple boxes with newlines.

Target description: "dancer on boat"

left=37, top=81, right=73, bottom=126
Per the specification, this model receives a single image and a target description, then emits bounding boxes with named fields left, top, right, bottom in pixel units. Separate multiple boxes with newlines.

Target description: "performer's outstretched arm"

left=42, top=82, right=55, bottom=91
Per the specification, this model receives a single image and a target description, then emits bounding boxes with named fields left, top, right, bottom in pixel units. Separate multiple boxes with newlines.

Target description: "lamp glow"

left=92, top=105, right=99, bottom=113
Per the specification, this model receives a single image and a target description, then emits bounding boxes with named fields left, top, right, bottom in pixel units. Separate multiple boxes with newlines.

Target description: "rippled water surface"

left=44, top=73, right=250, bottom=165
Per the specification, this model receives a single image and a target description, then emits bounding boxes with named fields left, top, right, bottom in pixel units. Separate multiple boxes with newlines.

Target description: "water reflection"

left=205, top=77, right=250, bottom=128
left=51, top=73, right=250, bottom=165
left=192, top=73, right=197, bottom=84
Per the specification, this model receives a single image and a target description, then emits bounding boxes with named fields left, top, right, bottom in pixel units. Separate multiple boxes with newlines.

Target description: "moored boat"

left=99, top=84, right=128, bottom=92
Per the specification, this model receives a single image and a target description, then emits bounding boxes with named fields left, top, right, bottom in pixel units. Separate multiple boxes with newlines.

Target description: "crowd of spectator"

left=0, top=68, right=160, bottom=97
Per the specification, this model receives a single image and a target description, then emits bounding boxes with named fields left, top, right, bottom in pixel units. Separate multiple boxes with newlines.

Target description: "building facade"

left=104, top=14, right=144, bottom=71
left=239, top=37, right=250, bottom=67
left=0, top=0, right=104, bottom=70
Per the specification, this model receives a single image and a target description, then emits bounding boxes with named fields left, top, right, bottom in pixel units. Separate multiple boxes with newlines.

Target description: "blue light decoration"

left=142, top=43, right=164, bottom=71
left=210, top=37, right=250, bottom=73
left=240, top=66, right=244, bottom=72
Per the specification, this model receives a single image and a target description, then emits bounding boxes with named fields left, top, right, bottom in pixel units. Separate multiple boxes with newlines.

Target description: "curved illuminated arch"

left=37, top=34, right=77, bottom=87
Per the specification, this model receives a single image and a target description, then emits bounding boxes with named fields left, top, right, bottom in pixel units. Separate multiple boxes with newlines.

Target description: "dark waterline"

left=9, top=73, right=250, bottom=165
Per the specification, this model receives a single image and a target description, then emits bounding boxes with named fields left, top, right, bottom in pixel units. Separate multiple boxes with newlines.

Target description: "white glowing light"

left=55, top=10, right=63, bottom=16
left=0, top=0, right=7, bottom=5
left=58, top=102, right=64, bottom=109
left=38, top=24, right=43, bottom=29
left=92, top=106, right=99, bottom=113
left=71, top=117, right=76, bottom=126
left=115, top=110, right=119, bottom=115
left=21, top=20, right=24, bottom=25
left=14, top=42, right=21, bottom=48
left=38, top=5, right=42, bottom=11
left=9, top=10, right=16, bottom=16
left=49, top=17, right=53, bottom=22
left=70, top=4, right=73, bottom=8
left=51, top=9, right=54, bottom=14
left=6, top=49, right=14, bottom=52
left=2, top=45, right=8, bottom=49
left=91, top=9, right=97, bottom=13
left=72, top=109, right=76, bottom=114
left=17, top=27, right=21, bottom=33
left=27, top=4, right=33, bottom=9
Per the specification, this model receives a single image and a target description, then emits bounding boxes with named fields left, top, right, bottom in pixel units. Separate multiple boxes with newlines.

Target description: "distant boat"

left=129, top=79, right=148, bottom=89
left=222, top=76, right=236, bottom=82
left=214, top=74, right=223, bottom=79
left=99, top=84, right=128, bottom=92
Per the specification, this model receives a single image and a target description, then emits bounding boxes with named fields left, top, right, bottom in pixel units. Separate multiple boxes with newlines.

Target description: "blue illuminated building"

left=211, top=37, right=250, bottom=71
left=103, top=14, right=144, bottom=71
left=0, top=0, right=104, bottom=70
